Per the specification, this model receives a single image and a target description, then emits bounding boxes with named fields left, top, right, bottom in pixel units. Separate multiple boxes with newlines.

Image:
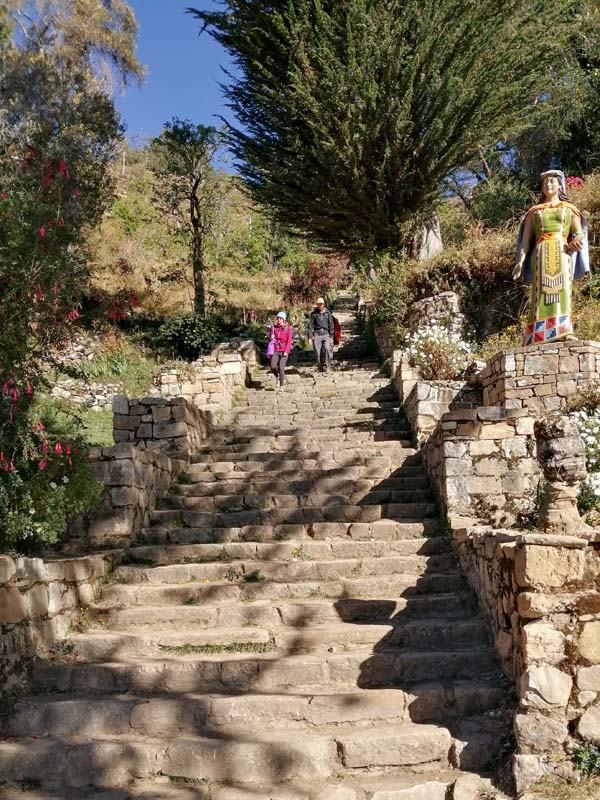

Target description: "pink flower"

left=39, top=460, right=46, bottom=470
left=39, top=226, right=46, bottom=238
left=54, top=442, right=63, bottom=455
left=67, top=309, right=80, bottom=321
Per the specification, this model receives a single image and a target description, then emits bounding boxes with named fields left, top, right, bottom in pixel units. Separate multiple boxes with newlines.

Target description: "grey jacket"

left=308, top=308, right=334, bottom=337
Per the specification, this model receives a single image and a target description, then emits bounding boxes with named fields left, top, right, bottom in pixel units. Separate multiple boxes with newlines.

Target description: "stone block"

left=110, top=486, right=139, bottom=507
left=113, top=415, right=141, bottom=431
left=473, top=458, right=508, bottom=477
left=112, top=394, right=129, bottom=415
left=152, top=406, right=172, bottom=423
left=580, top=621, right=600, bottom=664
left=136, top=423, right=153, bottom=439
left=478, top=423, right=515, bottom=439
left=520, top=666, right=572, bottom=709
left=578, top=705, right=600, bottom=743
left=521, top=623, right=565, bottom=665
left=514, top=711, right=568, bottom=752
left=468, top=440, right=497, bottom=456
left=513, top=753, right=549, bottom=795
left=370, top=783, right=448, bottom=800
left=154, top=421, right=188, bottom=439
left=514, top=544, right=585, bottom=590
left=0, top=555, right=16, bottom=585
left=28, top=583, right=49, bottom=618
left=523, top=354, right=559, bottom=375
left=0, top=585, right=28, bottom=624
left=578, top=666, right=600, bottom=692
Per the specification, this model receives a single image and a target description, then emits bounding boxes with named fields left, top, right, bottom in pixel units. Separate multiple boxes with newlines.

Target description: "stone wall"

left=422, top=407, right=540, bottom=527
left=0, top=552, right=113, bottom=691
left=452, top=524, right=600, bottom=794
left=112, top=395, right=214, bottom=458
left=481, top=340, right=600, bottom=412
left=64, top=443, right=176, bottom=553
left=51, top=379, right=120, bottom=409
left=153, top=339, right=258, bottom=410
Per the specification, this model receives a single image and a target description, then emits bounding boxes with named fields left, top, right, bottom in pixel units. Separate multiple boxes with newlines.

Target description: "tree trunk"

left=192, top=234, right=206, bottom=316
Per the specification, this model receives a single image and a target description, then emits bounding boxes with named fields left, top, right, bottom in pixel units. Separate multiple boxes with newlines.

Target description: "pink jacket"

left=271, top=323, right=293, bottom=355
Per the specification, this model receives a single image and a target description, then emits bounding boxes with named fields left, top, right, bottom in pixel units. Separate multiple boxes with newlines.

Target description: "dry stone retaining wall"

left=381, top=298, right=600, bottom=793
left=452, top=524, right=600, bottom=794
left=0, top=552, right=112, bottom=691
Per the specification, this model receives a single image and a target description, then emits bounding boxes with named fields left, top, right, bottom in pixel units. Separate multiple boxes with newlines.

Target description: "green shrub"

left=156, top=315, right=224, bottom=360
left=572, top=743, right=600, bottom=777
left=0, top=400, right=104, bottom=554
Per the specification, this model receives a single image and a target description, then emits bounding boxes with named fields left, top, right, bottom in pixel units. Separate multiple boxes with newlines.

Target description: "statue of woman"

left=514, top=169, right=590, bottom=346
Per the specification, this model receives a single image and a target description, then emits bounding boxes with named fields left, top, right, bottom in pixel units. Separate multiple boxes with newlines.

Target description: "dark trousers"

left=270, top=351, right=289, bottom=386
left=313, top=333, right=333, bottom=371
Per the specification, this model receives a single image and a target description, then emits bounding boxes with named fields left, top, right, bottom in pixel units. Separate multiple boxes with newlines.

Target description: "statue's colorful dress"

left=518, top=201, right=589, bottom=346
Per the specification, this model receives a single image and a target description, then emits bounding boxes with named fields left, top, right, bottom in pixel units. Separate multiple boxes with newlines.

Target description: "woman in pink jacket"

left=269, top=311, right=293, bottom=389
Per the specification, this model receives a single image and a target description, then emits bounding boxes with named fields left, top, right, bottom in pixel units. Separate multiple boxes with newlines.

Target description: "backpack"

left=333, top=316, right=342, bottom=346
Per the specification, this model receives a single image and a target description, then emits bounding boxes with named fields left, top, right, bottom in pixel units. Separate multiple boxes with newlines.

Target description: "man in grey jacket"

left=308, top=297, right=334, bottom=372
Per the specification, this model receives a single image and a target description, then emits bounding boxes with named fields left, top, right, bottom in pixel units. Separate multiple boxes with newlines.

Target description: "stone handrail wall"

left=481, top=340, right=600, bottom=411
left=0, top=553, right=112, bottom=691
left=113, top=395, right=215, bottom=458
left=453, top=524, right=600, bottom=794
left=153, top=339, right=258, bottom=410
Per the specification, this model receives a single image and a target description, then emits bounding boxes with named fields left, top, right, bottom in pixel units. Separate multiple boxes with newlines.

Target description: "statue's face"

left=542, top=175, right=560, bottom=197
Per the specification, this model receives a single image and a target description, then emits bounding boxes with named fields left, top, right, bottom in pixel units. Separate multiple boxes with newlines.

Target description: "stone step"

left=123, top=537, right=450, bottom=567
left=197, top=431, right=407, bottom=455
left=148, top=502, right=437, bottom=530
left=7, top=682, right=504, bottom=739
left=231, top=421, right=409, bottom=436
left=113, top=552, right=453, bottom=585
left=171, top=475, right=430, bottom=497
left=186, top=455, right=421, bottom=479
left=163, top=489, right=432, bottom=512
left=100, top=572, right=468, bottom=606
left=0, top=770, right=497, bottom=800
left=0, top=723, right=454, bottom=788
left=99, top=594, right=478, bottom=629
left=190, top=445, right=414, bottom=465
left=67, top=618, right=488, bottom=662
left=33, top=647, right=500, bottom=694
left=137, top=518, right=441, bottom=546
left=232, top=412, right=405, bottom=426
left=244, top=393, right=399, bottom=409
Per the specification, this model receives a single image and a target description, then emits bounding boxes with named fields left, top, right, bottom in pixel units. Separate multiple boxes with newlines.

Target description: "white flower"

left=62, top=476, right=69, bottom=484
left=49, top=481, right=57, bottom=490
left=29, top=508, right=35, bottom=515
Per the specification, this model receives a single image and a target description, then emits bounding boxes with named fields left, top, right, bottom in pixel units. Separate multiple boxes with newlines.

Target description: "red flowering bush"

left=566, top=176, right=585, bottom=190
left=284, top=254, right=351, bottom=306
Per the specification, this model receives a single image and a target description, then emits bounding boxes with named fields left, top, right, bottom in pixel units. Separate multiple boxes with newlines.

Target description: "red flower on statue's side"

left=67, top=309, right=80, bottom=322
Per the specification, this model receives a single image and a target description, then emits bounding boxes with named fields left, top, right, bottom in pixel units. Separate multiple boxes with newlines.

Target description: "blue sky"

left=114, top=1, right=235, bottom=142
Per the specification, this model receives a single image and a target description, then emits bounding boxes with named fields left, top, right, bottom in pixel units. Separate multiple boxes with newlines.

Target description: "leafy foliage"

left=0, top=0, right=140, bottom=550
left=284, top=254, right=351, bottom=307
left=0, top=402, right=103, bottom=553
left=149, top=119, right=225, bottom=315
left=157, top=315, right=224, bottom=360
left=572, top=743, right=600, bottom=777
left=192, top=0, right=578, bottom=251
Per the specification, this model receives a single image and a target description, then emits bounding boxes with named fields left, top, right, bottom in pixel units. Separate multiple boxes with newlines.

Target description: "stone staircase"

left=0, top=295, right=512, bottom=799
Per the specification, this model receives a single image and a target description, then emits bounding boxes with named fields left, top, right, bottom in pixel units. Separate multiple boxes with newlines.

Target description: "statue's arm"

left=513, top=212, right=533, bottom=280
left=567, top=210, right=584, bottom=253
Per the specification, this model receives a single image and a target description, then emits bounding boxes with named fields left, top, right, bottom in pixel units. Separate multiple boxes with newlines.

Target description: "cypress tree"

left=191, top=0, right=578, bottom=251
